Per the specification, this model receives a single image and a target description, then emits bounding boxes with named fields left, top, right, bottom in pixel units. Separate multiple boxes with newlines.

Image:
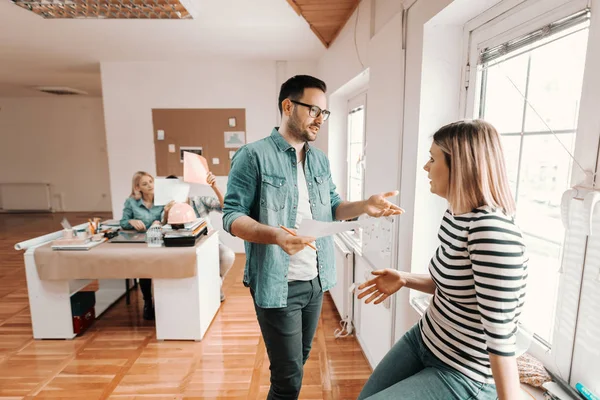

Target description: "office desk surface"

left=34, top=230, right=217, bottom=280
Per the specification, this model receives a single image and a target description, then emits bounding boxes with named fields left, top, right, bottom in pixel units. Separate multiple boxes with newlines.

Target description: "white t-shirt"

left=287, top=161, right=318, bottom=281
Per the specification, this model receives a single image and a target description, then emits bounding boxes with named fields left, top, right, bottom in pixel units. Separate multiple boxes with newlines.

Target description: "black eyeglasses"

left=290, top=100, right=331, bottom=121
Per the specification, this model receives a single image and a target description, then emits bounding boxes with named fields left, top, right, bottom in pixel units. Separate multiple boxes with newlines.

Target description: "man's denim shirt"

left=223, top=128, right=343, bottom=308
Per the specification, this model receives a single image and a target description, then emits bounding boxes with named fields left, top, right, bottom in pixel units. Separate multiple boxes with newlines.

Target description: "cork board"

left=152, top=108, right=246, bottom=177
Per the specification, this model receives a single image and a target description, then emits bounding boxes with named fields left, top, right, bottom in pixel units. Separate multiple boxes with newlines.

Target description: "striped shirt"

left=420, top=207, right=528, bottom=384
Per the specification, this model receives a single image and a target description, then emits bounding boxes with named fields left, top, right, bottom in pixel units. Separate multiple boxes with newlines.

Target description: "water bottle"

left=146, top=225, right=163, bottom=248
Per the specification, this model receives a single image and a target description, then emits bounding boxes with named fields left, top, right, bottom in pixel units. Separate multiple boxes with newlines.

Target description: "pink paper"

left=183, top=152, right=209, bottom=185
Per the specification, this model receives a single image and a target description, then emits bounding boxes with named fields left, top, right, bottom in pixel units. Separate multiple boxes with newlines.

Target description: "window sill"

left=410, top=293, right=431, bottom=316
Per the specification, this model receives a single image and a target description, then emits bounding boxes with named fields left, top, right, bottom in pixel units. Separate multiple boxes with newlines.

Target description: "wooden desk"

left=20, top=230, right=220, bottom=341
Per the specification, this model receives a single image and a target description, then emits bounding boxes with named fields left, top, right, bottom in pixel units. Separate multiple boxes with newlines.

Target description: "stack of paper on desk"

left=163, top=218, right=207, bottom=238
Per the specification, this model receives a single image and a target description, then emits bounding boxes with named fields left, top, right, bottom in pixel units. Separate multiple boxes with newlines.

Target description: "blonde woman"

left=121, top=171, right=164, bottom=231
left=120, top=171, right=164, bottom=320
left=357, top=120, right=527, bottom=400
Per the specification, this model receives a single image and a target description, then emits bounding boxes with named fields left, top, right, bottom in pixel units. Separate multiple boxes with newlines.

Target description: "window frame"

left=461, top=0, right=600, bottom=381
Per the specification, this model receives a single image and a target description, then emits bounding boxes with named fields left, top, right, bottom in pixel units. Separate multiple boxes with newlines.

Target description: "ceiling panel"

left=286, top=0, right=361, bottom=48
left=10, top=0, right=196, bottom=19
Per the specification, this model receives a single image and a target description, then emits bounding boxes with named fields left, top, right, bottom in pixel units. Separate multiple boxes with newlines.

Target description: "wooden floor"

left=0, top=213, right=371, bottom=399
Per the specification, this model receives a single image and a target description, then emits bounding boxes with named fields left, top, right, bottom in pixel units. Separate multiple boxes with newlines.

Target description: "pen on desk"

left=88, top=219, right=96, bottom=235
left=279, top=225, right=317, bottom=251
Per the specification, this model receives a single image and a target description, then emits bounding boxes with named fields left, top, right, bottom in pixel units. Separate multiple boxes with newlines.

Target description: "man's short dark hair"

left=278, top=75, right=327, bottom=115
left=166, top=175, right=178, bottom=179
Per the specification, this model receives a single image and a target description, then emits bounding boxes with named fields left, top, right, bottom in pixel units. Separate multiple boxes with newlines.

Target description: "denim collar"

left=270, top=127, right=312, bottom=154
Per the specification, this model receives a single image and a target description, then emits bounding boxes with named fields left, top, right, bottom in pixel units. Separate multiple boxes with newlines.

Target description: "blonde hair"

left=130, top=171, right=154, bottom=200
left=433, top=119, right=516, bottom=216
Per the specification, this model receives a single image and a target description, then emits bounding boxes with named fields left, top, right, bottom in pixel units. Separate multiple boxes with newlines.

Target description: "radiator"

left=0, top=183, right=53, bottom=212
left=332, top=236, right=354, bottom=321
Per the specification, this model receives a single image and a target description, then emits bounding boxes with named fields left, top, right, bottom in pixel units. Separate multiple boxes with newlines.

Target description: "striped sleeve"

left=467, top=214, right=527, bottom=357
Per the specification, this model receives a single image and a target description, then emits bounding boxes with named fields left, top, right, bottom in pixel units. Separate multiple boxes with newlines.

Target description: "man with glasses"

left=223, top=75, right=403, bottom=400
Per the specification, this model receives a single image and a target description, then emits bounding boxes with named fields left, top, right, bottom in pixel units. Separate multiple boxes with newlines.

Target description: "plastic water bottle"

left=146, top=225, right=163, bottom=248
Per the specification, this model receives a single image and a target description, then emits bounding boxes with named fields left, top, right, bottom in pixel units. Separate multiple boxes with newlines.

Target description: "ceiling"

left=0, top=0, right=329, bottom=97
left=286, top=0, right=361, bottom=48
left=10, top=0, right=196, bottom=19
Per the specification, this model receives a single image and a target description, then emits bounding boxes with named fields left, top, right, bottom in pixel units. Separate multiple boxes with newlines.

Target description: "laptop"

left=109, top=231, right=147, bottom=243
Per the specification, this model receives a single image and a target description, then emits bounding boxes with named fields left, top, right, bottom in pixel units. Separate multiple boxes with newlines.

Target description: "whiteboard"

left=360, top=215, right=397, bottom=270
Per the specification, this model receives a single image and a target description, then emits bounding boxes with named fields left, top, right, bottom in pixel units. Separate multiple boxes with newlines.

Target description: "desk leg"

left=153, top=233, right=221, bottom=341
left=95, top=280, right=128, bottom=316
left=25, top=249, right=75, bottom=339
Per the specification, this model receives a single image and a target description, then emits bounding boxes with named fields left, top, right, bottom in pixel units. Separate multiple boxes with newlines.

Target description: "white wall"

left=327, top=70, right=370, bottom=207
left=373, top=0, right=404, bottom=36
left=0, top=97, right=111, bottom=212
left=319, top=1, right=373, bottom=96
left=396, top=0, right=508, bottom=341
left=100, top=60, right=317, bottom=252
left=319, top=0, right=375, bottom=206
left=318, top=0, right=418, bottom=368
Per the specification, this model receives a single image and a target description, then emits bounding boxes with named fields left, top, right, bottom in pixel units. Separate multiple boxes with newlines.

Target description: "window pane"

left=348, top=103, right=365, bottom=204
left=515, top=133, right=575, bottom=343
left=524, top=29, right=588, bottom=132
left=349, top=143, right=364, bottom=180
left=500, top=135, right=520, bottom=196
left=480, top=54, right=528, bottom=133
left=350, top=108, right=365, bottom=143
left=478, top=22, right=589, bottom=346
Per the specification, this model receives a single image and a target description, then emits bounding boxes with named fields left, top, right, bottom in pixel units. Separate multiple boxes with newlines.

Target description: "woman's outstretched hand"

left=357, top=269, right=407, bottom=304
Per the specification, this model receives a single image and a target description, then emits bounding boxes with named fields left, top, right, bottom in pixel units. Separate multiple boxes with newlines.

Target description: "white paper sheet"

left=297, top=219, right=361, bottom=238
left=154, top=178, right=190, bottom=206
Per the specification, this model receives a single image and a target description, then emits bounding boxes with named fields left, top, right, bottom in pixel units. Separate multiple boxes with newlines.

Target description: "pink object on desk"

left=167, top=202, right=196, bottom=225
left=183, top=152, right=209, bottom=185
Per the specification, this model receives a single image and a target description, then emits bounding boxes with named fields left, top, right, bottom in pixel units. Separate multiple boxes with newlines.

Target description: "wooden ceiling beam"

left=286, top=0, right=361, bottom=48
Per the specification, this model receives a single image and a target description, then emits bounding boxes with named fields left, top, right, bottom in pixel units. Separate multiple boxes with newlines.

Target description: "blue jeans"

left=358, top=324, right=498, bottom=400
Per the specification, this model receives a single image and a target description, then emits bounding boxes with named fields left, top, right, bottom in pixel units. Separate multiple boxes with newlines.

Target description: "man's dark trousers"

left=252, top=277, right=324, bottom=400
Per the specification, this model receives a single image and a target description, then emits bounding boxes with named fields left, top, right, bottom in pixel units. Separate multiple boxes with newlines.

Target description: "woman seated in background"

left=120, top=171, right=164, bottom=320
left=166, top=172, right=235, bottom=302
left=357, top=120, right=528, bottom=400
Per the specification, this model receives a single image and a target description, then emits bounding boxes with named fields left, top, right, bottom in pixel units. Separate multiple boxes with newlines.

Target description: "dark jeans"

left=139, top=278, right=152, bottom=302
left=252, top=277, right=323, bottom=400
